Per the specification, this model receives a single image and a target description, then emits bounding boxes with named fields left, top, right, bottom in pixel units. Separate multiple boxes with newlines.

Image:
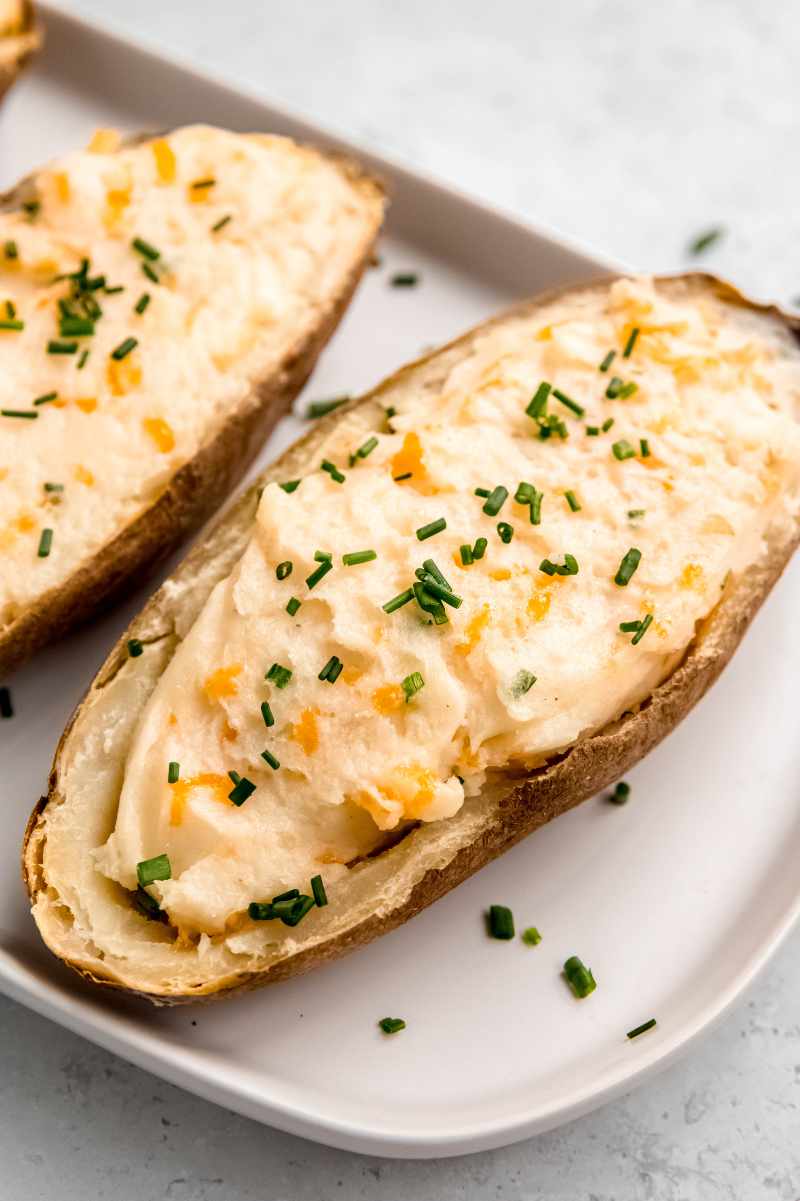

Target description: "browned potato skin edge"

left=0, top=146, right=385, bottom=675
left=22, top=272, right=800, bottom=1004
left=0, top=1, right=42, bottom=102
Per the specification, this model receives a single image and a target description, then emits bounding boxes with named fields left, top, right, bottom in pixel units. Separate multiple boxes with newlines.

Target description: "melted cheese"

left=0, top=125, right=376, bottom=629
left=97, top=276, right=800, bottom=936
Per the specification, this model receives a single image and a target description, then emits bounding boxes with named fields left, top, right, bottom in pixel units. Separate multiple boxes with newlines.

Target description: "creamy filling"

left=98, top=276, right=800, bottom=935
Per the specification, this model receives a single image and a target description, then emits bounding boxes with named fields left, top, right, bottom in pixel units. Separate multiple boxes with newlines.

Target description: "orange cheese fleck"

left=142, top=416, right=175, bottom=453
left=680, top=563, right=705, bottom=591
left=107, top=355, right=142, bottom=397
left=535, top=324, right=553, bottom=341
left=104, top=185, right=132, bottom=228
left=170, top=773, right=232, bottom=826
left=152, top=138, right=176, bottom=184
left=188, top=180, right=212, bottom=203
left=53, top=172, right=71, bottom=203
left=341, top=665, right=363, bottom=686
left=221, top=720, right=238, bottom=742
left=290, top=707, right=320, bottom=755
left=15, top=512, right=35, bottom=533
left=455, top=603, right=490, bottom=655
left=74, top=464, right=95, bottom=486
left=527, top=589, right=552, bottom=622
left=202, top=664, right=242, bottom=703
left=372, top=683, right=405, bottom=714
left=88, top=128, right=121, bottom=154
left=389, top=430, right=440, bottom=493
left=490, top=567, right=512, bottom=581
left=75, top=397, right=97, bottom=413
left=168, top=712, right=178, bottom=727
left=33, top=258, right=59, bottom=277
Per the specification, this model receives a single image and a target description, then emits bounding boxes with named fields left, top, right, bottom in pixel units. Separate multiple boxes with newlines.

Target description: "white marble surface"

left=2, top=0, right=800, bottom=1196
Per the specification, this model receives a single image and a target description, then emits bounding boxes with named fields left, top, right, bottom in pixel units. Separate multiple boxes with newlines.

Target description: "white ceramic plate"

left=1, top=2, right=798, bottom=1160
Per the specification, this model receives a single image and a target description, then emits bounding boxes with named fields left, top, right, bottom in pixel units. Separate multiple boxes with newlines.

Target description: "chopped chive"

left=416, top=517, right=446, bottom=541
left=319, top=655, right=342, bottom=682
left=618, top=382, right=638, bottom=399
left=261, top=749, right=280, bottom=771
left=605, top=377, right=624, bottom=399
left=627, top=1018, right=657, bottom=1040
left=1, top=408, right=37, bottom=419
left=43, top=482, right=63, bottom=493
left=383, top=587, right=415, bottom=613
left=564, top=490, right=581, bottom=512
left=275, top=894, right=315, bottom=926
left=459, top=544, right=474, bottom=566
left=280, top=479, right=300, bottom=493
left=351, top=435, right=378, bottom=463
left=539, top=554, right=579, bottom=577
left=379, top=1017, right=406, bottom=1034
left=77, top=349, right=89, bottom=369
left=0, top=687, right=12, bottom=718
left=320, top=459, right=346, bottom=484
left=286, top=596, right=301, bottom=616
left=276, top=560, right=293, bottom=580
left=526, top=381, right=551, bottom=419
left=535, top=412, right=568, bottom=440
left=266, top=662, right=292, bottom=689
left=190, top=177, right=216, bottom=190
left=229, top=776, right=256, bottom=805
left=412, top=582, right=448, bottom=624
left=417, top=575, right=462, bottom=608
left=306, top=557, right=333, bottom=589
left=33, top=391, right=58, bottom=406
left=127, top=638, right=143, bottom=658
left=228, top=770, right=241, bottom=785
left=496, top=521, right=514, bottom=543
left=639, top=438, right=650, bottom=458
left=401, top=671, right=425, bottom=702
left=136, top=853, right=171, bottom=886
left=260, top=701, right=274, bottom=727
left=111, top=336, right=137, bottom=361
left=134, top=292, right=150, bottom=315
left=5, top=300, right=14, bottom=317
left=610, top=780, right=631, bottom=804
left=619, top=619, right=643, bottom=633
left=514, top=482, right=534, bottom=504
left=3, top=240, right=18, bottom=260
left=58, top=316, right=94, bottom=336
left=522, top=926, right=542, bottom=946
left=103, top=284, right=123, bottom=295
left=632, top=613, right=654, bottom=644
left=689, top=226, right=724, bottom=256
left=601, top=417, right=615, bottom=432
left=211, top=214, right=232, bottom=232
left=307, top=396, right=348, bottom=419
left=564, top=955, right=597, bottom=999
left=311, top=874, right=328, bottom=907
left=599, top=349, right=616, bottom=372
left=272, top=889, right=299, bottom=904
left=0, top=318, right=24, bottom=331
left=393, top=472, right=413, bottom=482
left=614, top=547, right=641, bottom=586
left=422, top=558, right=451, bottom=589
left=612, top=439, right=636, bottom=461
left=623, top=328, right=640, bottom=358
left=472, top=536, right=488, bottom=560
left=22, top=200, right=40, bottom=220
left=47, top=340, right=78, bottom=354
left=390, top=272, right=418, bottom=287
left=511, top=669, right=537, bottom=697
left=134, top=886, right=164, bottom=921
left=628, top=508, right=645, bottom=519
left=474, top=487, right=491, bottom=499
left=248, top=901, right=276, bottom=921
left=552, top=388, right=585, bottom=418
left=482, top=485, right=508, bottom=517
left=529, top=489, right=543, bottom=525
left=342, top=549, right=377, bottom=566
left=37, top=528, right=53, bottom=558
left=314, top=550, right=331, bottom=563
left=167, top=761, right=180, bottom=784
left=142, top=262, right=160, bottom=284
left=488, top=904, right=515, bottom=940
left=132, top=237, right=160, bottom=261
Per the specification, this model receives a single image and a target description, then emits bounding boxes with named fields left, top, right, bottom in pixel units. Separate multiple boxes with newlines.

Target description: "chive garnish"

left=614, top=547, right=641, bottom=586
left=497, top=522, right=513, bottom=543
left=311, top=874, right=328, bottom=907
left=3, top=240, right=18, bottom=260
left=280, top=479, right=300, bottom=493
left=228, top=770, right=241, bottom=786
left=307, top=397, right=348, bottom=419
left=522, top=927, right=542, bottom=946
left=229, top=776, right=256, bottom=805
left=5, top=300, right=15, bottom=317
left=132, top=237, right=160, bottom=261
left=306, top=557, right=333, bottom=589
left=618, top=382, right=638, bottom=399
left=623, top=328, right=640, bottom=358
left=167, top=761, right=180, bottom=784
left=77, top=350, right=89, bottom=369
left=137, top=853, right=171, bottom=886
left=58, top=316, right=93, bottom=337
left=640, top=438, right=650, bottom=458
left=610, top=780, right=631, bottom=804
left=402, top=671, right=425, bottom=701
left=111, top=336, right=137, bottom=361
left=564, top=490, right=581, bottom=512
left=0, top=318, right=24, bottom=331
left=529, top=489, right=543, bottom=525
left=552, top=388, right=584, bottom=418
left=37, top=529, right=53, bottom=558
left=383, top=587, right=415, bottom=614
left=33, top=392, right=58, bottom=406
left=511, top=669, right=537, bottom=697
left=0, top=687, right=12, bottom=719
left=488, top=904, right=515, bottom=940
left=619, top=620, right=642, bottom=633
left=378, top=1017, right=406, bottom=1034
left=266, top=662, right=292, bottom=688
left=142, top=262, right=160, bottom=284
left=22, top=200, right=40, bottom=220
left=43, top=482, right=63, bottom=493
left=482, top=486, right=508, bottom=517
left=599, top=350, right=616, bottom=372
left=134, top=886, right=164, bottom=921
left=248, top=902, right=274, bottom=921
left=601, top=417, right=615, bottom=432
left=342, top=549, right=377, bottom=566
left=416, top=517, right=446, bottom=541
left=514, top=482, right=534, bottom=504
left=134, top=292, right=150, bottom=315
left=393, top=472, right=413, bottom=482
left=211, top=214, right=232, bottom=232
left=261, top=749, right=280, bottom=771
left=474, top=487, right=491, bottom=499
left=261, top=701, right=275, bottom=727
left=190, top=177, right=216, bottom=190
left=127, top=638, right=143, bottom=657
left=272, top=889, right=299, bottom=904
left=320, top=459, right=345, bottom=484
left=612, top=439, right=636, bottom=461
left=628, top=508, right=645, bottom=519
left=605, top=377, right=624, bottom=399
left=472, top=536, right=487, bottom=560
left=412, top=581, right=448, bottom=624
left=276, top=894, right=315, bottom=926
left=350, top=435, right=378, bottom=464
left=104, top=285, right=123, bottom=295
left=563, top=955, right=596, bottom=998
left=526, top=382, right=551, bottom=419
left=689, top=226, right=724, bottom=256
left=417, top=575, right=462, bottom=608
left=286, top=597, right=301, bottom=616
left=459, top=544, right=473, bottom=566
left=539, top=554, right=578, bottom=577
left=1, top=408, right=37, bottom=419
left=422, top=557, right=452, bottom=590
left=276, top=560, right=293, bottom=580
left=632, top=613, right=653, bottom=644
left=391, top=273, right=418, bottom=287
left=47, top=340, right=78, bottom=354
left=319, top=655, right=343, bottom=683
left=627, top=1018, right=657, bottom=1040
left=535, top=413, right=568, bottom=440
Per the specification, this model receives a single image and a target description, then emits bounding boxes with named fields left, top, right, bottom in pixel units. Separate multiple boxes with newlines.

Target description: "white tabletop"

left=2, top=0, right=799, bottom=1194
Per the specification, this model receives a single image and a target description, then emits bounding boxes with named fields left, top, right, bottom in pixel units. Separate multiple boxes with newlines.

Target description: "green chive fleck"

left=280, top=479, right=300, bottom=493
left=483, top=486, right=508, bottom=517
left=459, top=544, right=474, bottom=566
left=390, top=273, right=418, bottom=287
left=511, top=669, right=537, bottom=697
left=33, top=392, right=58, bottom=406
left=37, top=528, right=53, bottom=558
left=167, top=761, right=180, bottom=784
left=127, top=638, right=143, bottom=657
left=266, top=663, right=292, bottom=688
left=111, top=337, right=137, bottom=361
left=599, top=350, right=616, bottom=372
left=416, top=517, right=446, bottom=541
left=614, top=547, right=641, bottom=586
left=307, top=396, right=348, bottom=419
left=261, top=749, right=280, bottom=771
left=261, top=701, right=274, bottom=727
left=526, top=381, right=551, bottom=419
left=383, top=587, right=415, bottom=614
left=0, top=686, right=13, bottom=718
left=311, top=874, right=328, bottom=907
left=610, top=780, right=631, bottom=804
left=286, top=596, right=301, bottom=616
left=402, top=671, right=425, bottom=701
left=564, top=490, right=581, bottom=512
left=276, top=560, right=293, bottom=580
left=229, top=776, right=256, bottom=805
left=134, top=292, right=150, bottom=315
left=497, top=521, right=513, bottom=543
left=306, top=557, right=333, bottom=589
left=612, top=440, right=636, bottom=462
left=378, top=1017, right=406, bottom=1034
left=552, top=388, right=584, bottom=418
left=689, top=226, right=724, bottom=256
left=132, top=237, right=160, bottom=261
left=47, top=340, right=78, bottom=355
left=1, top=408, right=37, bottom=419
left=564, top=955, right=596, bottom=998
left=623, top=328, right=640, bottom=358
left=472, top=536, right=487, bottom=560
left=137, top=853, right=171, bottom=886
left=522, top=927, right=542, bottom=946
left=319, top=655, right=343, bottom=683
left=342, top=549, right=377, bottom=566
left=488, top=904, right=515, bottom=940
left=211, top=214, right=232, bottom=233
left=627, top=1018, right=657, bottom=1040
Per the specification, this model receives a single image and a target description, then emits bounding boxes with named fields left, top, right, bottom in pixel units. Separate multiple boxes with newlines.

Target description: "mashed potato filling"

left=0, top=124, right=374, bottom=628
left=98, top=276, right=800, bottom=935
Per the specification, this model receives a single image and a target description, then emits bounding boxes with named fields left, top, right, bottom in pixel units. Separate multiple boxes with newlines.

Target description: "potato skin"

left=0, top=144, right=385, bottom=675
left=22, top=273, right=800, bottom=1005
left=0, top=2, right=41, bottom=103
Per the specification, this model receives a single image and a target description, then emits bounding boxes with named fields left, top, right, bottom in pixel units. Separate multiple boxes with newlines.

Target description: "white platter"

left=1, top=2, right=798, bottom=1160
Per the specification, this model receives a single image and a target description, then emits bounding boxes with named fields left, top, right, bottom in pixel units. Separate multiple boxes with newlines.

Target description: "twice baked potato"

left=24, top=273, right=800, bottom=1003
left=0, top=0, right=40, bottom=102
left=0, top=124, right=385, bottom=674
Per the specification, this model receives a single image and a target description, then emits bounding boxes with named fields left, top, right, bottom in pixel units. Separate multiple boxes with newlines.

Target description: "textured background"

left=2, top=2, right=800, bottom=1197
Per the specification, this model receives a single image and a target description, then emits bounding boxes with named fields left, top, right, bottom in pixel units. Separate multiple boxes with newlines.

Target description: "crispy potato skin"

left=0, top=145, right=385, bottom=675
left=22, top=273, right=800, bottom=1004
left=0, top=2, right=41, bottom=102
